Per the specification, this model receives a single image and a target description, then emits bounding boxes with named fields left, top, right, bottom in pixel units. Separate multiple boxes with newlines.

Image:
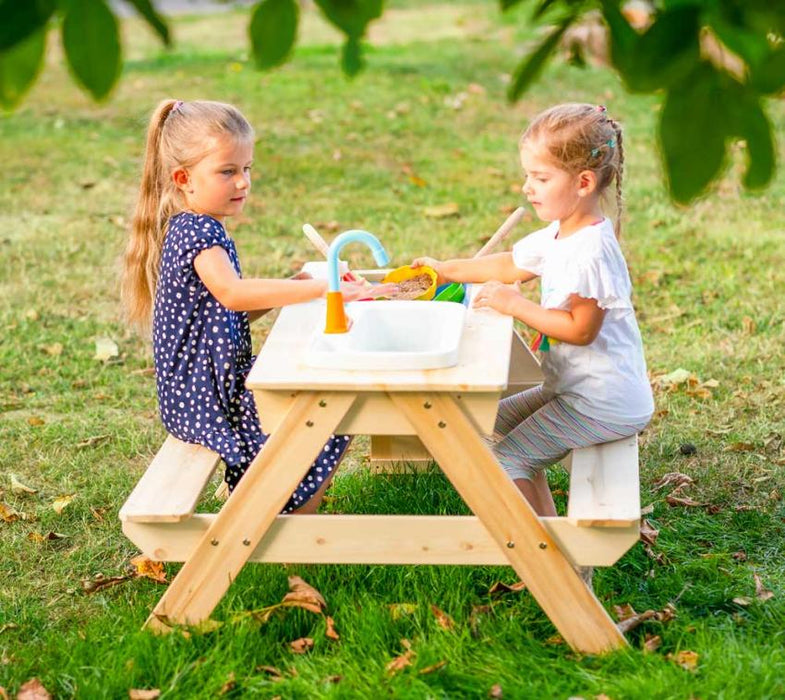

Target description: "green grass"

left=2, top=2, right=785, bottom=697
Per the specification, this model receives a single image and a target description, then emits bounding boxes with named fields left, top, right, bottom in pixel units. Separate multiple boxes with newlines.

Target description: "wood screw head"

left=306, top=420, right=314, bottom=427
left=319, top=400, right=327, bottom=407
left=423, top=401, right=432, bottom=409
left=243, top=538, right=251, bottom=546
left=506, top=541, right=515, bottom=549
left=210, top=538, right=219, bottom=546
left=538, top=542, right=547, bottom=550
left=438, top=421, right=446, bottom=428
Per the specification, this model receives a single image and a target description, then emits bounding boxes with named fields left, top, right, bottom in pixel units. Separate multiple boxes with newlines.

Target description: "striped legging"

left=491, top=385, right=649, bottom=481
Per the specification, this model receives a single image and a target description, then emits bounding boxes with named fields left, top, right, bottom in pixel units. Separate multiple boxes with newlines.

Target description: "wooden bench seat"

left=119, top=436, right=221, bottom=524
left=121, top=434, right=640, bottom=568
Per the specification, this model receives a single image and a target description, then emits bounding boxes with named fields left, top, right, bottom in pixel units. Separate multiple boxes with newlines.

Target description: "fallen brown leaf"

left=430, top=604, right=455, bottom=630
left=385, top=649, right=415, bottom=675
left=10, top=475, right=37, bottom=495
left=255, top=666, right=284, bottom=681
left=82, top=574, right=133, bottom=595
left=52, top=494, right=75, bottom=515
left=76, top=435, right=111, bottom=449
left=16, top=678, right=51, bottom=699
left=218, top=672, right=236, bottom=695
left=614, top=604, right=656, bottom=633
left=419, top=660, right=448, bottom=675
left=27, top=531, right=68, bottom=544
left=666, top=495, right=706, bottom=508
left=667, top=649, right=699, bottom=671
left=754, top=573, right=774, bottom=601
left=488, top=580, right=526, bottom=596
left=128, top=690, right=161, bottom=700
left=283, top=575, right=326, bottom=614
left=290, top=637, right=314, bottom=654
left=388, top=602, right=417, bottom=620
left=324, top=615, right=340, bottom=640
left=639, top=519, right=659, bottom=547
left=653, top=472, right=694, bottom=490
left=489, top=683, right=504, bottom=698
left=129, top=556, right=167, bottom=584
left=643, top=634, right=662, bottom=653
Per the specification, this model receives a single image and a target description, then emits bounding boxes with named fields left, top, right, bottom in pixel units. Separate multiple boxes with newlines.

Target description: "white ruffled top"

left=512, top=218, right=654, bottom=424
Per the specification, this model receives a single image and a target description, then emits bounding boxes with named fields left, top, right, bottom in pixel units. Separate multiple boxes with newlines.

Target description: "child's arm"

left=412, top=252, right=537, bottom=285
left=474, top=282, right=605, bottom=346
left=194, top=247, right=389, bottom=311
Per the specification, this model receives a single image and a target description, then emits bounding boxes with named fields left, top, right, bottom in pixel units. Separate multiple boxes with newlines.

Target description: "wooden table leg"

left=391, top=392, right=626, bottom=654
left=145, top=391, right=356, bottom=632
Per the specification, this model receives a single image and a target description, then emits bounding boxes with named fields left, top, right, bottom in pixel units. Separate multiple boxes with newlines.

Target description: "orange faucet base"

left=324, top=291, right=349, bottom=334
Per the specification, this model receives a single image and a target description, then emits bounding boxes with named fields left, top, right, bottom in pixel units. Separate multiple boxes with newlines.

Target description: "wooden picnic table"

left=129, top=280, right=634, bottom=653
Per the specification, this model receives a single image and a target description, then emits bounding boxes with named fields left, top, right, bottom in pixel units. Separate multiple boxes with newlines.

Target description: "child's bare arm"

left=474, top=284, right=605, bottom=346
left=194, top=247, right=394, bottom=312
left=412, top=252, right=537, bottom=285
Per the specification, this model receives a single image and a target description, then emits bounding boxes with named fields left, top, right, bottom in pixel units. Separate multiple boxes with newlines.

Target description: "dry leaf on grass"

left=430, top=604, right=455, bottom=630
left=130, top=556, right=168, bottom=584
left=388, top=603, right=417, bottom=620
left=643, top=634, right=662, bottom=653
left=754, top=573, right=774, bottom=601
left=324, top=615, right=340, bottom=640
left=218, top=672, right=236, bottom=695
left=653, top=472, right=694, bottom=490
left=665, top=494, right=706, bottom=508
left=283, top=575, right=326, bottom=614
left=667, top=649, right=699, bottom=671
left=488, top=580, right=526, bottom=596
left=94, top=337, right=119, bottom=362
left=82, top=574, right=133, bottom=595
left=256, top=666, right=284, bottom=681
left=76, top=435, right=111, bottom=449
left=52, top=494, right=75, bottom=515
left=28, top=531, right=68, bottom=544
left=639, top=519, right=659, bottom=546
left=0, top=503, right=27, bottom=523
left=16, top=678, right=52, bottom=699
left=423, top=202, right=460, bottom=218
left=10, top=475, right=37, bottom=495
left=489, top=683, right=504, bottom=698
left=385, top=649, right=415, bottom=675
left=290, top=637, right=314, bottom=654
left=128, top=690, right=161, bottom=700
left=419, top=660, right=448, bottom=675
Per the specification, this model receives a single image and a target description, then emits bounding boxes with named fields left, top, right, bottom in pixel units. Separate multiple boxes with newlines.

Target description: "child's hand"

left=473, top=280, right=521, bottom=316
left=411, top=256, right=446, bottom=284
left=340, top=279, right=396, bottom=302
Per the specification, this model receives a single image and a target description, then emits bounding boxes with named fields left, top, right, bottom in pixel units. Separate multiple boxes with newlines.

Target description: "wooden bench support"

left=123, top=513, right=639, bottom=567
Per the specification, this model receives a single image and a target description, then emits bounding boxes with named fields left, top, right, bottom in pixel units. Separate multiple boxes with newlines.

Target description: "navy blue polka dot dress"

left=152, top=212, right=350, bottom=512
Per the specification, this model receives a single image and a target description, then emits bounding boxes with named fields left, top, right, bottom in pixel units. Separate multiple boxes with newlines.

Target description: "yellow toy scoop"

left=382, top=265, right=438, bottom=300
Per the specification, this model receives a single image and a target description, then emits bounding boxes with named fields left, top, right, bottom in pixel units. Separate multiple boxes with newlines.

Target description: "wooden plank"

left=391, top=392, right=627, bottom=654
left=124, top=514, right=639, bottom=566
left=119, top=436, right=221, bottom=523
left=369, top=436, right=433, bottom=472
left=567, top=436, right=640, bottom=527
left=254, top=390, right=501, bottom=436
left=144, top=391, right=356, bottom=632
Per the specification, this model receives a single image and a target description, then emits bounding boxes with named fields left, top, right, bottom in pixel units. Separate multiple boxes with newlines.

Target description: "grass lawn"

left=1, top=2, right=785, bottom=697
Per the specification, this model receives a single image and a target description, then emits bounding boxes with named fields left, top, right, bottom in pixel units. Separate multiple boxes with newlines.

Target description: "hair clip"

left=590, top=147, right=600, bottom=157
left=172, top=100, right=183, bottom=113
left=596, top=104, right=606, bottom=112
left=607, top=138, right=616, bottom=148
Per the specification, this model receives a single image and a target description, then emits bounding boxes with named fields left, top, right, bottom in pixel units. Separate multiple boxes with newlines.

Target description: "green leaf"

left=660, top=63, right=727, bottom=203
left=606, top=2, right=701, bottom=92
left=125, top=0, right=170, bottom=46
left=507, top=16, right=573, bottom=102
left=0, top=0, right=54, bottom=52
left=315, top=0, right=382, bottom=74
left=721, top=83, right=774, bottom=190
left=249, top=0, right=298, bottom=70
left=314, top=0, right=383, bottom=39
left=341, top=35, right=363, bottom=76
left=500, top=0, right=527, bottom=11
left=0, top=26, right=46, bottom=110
left=749, top=47, right=785, bottom=95
left=61, top=0, right=121, bottom=100
left=708, top=11, right=769, bottom=71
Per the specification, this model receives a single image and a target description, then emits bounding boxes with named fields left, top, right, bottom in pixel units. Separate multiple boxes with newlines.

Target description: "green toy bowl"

left=433, top=282, right=466, bottom=303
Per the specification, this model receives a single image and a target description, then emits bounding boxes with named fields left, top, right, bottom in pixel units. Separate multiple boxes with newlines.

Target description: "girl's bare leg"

left=513, top=471, right=557, bottom=516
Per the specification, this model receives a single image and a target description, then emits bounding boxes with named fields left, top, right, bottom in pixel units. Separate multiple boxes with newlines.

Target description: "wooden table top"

left=246, top=285, right=515, bottom=393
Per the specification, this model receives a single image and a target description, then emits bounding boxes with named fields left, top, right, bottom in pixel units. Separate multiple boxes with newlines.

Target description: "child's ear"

left=172, top=167, right=190, bottom=192
left=577, top=169, right=598, bottom=197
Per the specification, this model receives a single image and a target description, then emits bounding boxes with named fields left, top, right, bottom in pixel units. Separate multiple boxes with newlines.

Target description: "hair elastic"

left=172, top=100, right=183, bottom=113
left=590, top=138, right=616, bottom=158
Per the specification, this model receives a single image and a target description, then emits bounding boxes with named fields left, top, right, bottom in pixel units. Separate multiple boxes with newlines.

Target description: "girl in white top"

left=413, top=103, right=653, bottom=517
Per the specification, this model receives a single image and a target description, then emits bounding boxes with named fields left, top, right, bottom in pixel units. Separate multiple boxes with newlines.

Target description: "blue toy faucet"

left=324, top=230, right=389, bottom=333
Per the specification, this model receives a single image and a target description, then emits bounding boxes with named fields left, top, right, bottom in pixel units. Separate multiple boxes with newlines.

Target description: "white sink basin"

left=306, top=300, right=467, bottom=370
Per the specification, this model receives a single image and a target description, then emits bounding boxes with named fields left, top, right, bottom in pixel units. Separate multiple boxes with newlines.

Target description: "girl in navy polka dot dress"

left=121, top=100, right=388, bottom=513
